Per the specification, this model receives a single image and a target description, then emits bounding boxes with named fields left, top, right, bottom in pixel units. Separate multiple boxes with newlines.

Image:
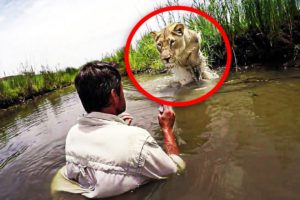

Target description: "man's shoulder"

left=67, top=122, right=151, bottom=141
left=114, top=124, right=152, bottom=141
left=65, top=122, right=155, bottom=170
left=124, top=125, right=150, bottom=134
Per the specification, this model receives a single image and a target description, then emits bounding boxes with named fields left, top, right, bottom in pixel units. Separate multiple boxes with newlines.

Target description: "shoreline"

left=122, top=57, right=300, bottom=76
left=0, top=68, right=78, bottom=110
left=1, top=61, right=299, bottom=110
left=1, top=11, right=299, bottom=110
left=0, top=83, right=74, bottom=110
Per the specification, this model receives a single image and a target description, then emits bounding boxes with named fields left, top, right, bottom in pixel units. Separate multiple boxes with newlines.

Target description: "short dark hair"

left=74, top=61, right=121, bottom=113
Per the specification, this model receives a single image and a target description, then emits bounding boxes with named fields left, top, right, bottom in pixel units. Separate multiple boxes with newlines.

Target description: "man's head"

left=75, top=61, right=126, bottom=115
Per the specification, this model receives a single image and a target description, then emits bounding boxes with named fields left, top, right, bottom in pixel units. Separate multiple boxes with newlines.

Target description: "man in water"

left=51, top=61, right=185, bottom=198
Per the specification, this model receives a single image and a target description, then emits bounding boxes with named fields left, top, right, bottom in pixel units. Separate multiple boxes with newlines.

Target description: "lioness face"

left=150, top=23, right=186, bottom=68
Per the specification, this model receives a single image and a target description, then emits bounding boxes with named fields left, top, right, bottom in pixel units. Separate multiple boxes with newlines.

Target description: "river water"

left=0, top=69, right=300, bottom=200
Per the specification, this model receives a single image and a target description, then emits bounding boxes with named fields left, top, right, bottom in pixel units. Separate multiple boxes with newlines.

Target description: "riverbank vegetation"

left=105, top=0, right=300, bottom=73
left=1, top=0, right=299, bottom=109
left=0, top=67, right=78, bottom=109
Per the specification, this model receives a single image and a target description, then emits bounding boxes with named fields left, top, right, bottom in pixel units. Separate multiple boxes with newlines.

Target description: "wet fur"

left=151, top=22, right=218, bottom=85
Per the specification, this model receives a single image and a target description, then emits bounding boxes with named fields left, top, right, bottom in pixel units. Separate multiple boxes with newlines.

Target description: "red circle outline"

left=124, top=6, right=232, bottom=107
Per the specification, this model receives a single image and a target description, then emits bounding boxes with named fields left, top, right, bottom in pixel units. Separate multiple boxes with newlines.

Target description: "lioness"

left=150, top=22, right=219, bottom=85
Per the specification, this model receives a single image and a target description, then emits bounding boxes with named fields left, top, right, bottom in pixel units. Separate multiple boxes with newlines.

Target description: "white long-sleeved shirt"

left=51, top=112, right=185, bottom=199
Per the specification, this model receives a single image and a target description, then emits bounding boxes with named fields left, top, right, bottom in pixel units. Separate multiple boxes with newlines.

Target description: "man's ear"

left=110, top=89, right=119, bottom=105
left=172, top=23, right=185, bottom=36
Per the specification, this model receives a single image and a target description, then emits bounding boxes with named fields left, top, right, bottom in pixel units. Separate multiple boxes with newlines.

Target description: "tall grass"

left=104, top=0, right=299, bottom=72
left=191, top=0, right=299, bottom=42
left=102, top=34, right=164, bottom=74
left=129, top=34, right=164, bottom=72
left=102, top=48, right=126, bottom=74
left=0, top=67, right=78, bottom=108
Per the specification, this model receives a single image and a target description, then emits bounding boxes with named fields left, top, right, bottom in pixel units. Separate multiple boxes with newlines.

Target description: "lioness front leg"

left=188, top=66, right=200, bottom=83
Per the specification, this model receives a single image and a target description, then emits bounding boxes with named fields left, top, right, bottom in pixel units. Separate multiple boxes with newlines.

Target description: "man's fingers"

left=119, top=112, right=132, bottom=117
left=158, top=105, right=164, bottom=114
left=122, top=117, right=133, bottom=125
left=163, top=105, right=173, bottom=111
left=119, top=112, right=134, bottom=125
left=121, top=114, right=133, bottom=119
left=119, top=113, right=133, bottom=119
left=127, top=118, right=133, bottom=125
left=122, top=117, right=133, bottom=123
left=158, top=113, right=162, bottom=120
left=122, top=117, right=133, bottom=121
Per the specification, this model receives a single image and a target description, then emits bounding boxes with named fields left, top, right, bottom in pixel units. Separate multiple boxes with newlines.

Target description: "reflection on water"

left=135, top=73, right=221, bottom=102
left=0, top=69, right=300, bottom=200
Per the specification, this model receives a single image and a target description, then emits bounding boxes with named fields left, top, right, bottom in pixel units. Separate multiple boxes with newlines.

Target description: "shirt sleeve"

left=140, top=135, right=186, bottom=179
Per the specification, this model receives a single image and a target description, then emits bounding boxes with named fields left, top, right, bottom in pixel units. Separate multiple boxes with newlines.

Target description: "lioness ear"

left=172, top=23, right=184, bottom=36
left=150, top=31, right=158, bottom=40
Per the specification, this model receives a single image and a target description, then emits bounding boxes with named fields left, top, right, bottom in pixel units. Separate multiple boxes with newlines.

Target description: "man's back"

left=66, top=112, right=151, bottom=172
left=51, top=62, right=185, bottom=199
left=55, top=112, right=183, bottom=198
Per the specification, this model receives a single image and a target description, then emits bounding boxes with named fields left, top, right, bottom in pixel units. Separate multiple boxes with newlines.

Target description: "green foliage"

left=104, top=0, right=299, bottom=71
left=102, top=34, right=164, bottom=73
left=129, top=34, right=163, bottom=71
left=0, top=67, right=78, bottom=104
left=294, top=44, right=300, bottom=59
left=102, top=48, right=126, bottom=74
left=192, top=0, right=299, bottom=42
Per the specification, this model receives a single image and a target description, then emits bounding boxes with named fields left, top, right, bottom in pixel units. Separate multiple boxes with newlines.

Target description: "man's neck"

left=99, top=107, right=118, bottom=115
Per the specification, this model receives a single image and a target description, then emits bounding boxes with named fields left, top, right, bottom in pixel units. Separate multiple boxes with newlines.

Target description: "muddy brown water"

left=0, top=69, right=300, bottom=200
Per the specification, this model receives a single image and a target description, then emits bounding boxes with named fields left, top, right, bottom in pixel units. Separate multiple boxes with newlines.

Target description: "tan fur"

left=151, top=22, right=218, bottom=85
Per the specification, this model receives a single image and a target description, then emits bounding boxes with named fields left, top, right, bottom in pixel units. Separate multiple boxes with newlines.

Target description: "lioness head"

left=150, top=22, right=187, bottom=67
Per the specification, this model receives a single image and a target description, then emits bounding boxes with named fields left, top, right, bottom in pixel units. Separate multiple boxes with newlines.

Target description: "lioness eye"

left=157, top=43, right=162, bottom=49
left=170, top=39, right=175, bottom=46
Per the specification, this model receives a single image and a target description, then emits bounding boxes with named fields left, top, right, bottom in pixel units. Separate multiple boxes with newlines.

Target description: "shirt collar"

left=82, top=112, right=127, bottom=125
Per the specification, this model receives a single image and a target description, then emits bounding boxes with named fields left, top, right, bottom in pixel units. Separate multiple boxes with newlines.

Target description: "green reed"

left=0, top=67, right=78, bottom=106
left=102, top=34, right=164, bottom=73
left=129, top=34, right=164, bottom=71
left=102, top=48, right=126, bottom=74
left=103, top=0, right=299, bottom=72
